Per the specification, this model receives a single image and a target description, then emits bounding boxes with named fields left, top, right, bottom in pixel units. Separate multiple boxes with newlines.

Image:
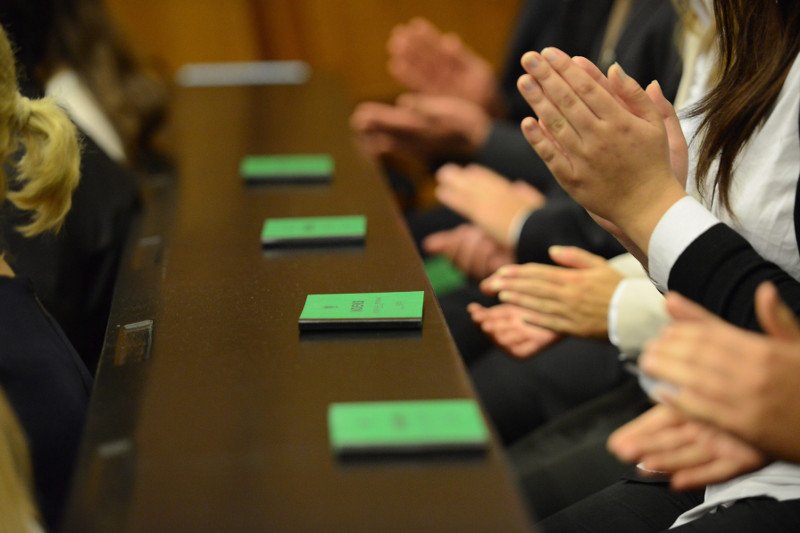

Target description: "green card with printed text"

left=241, top=154, right=334, bottom=182
left=261, top=215, right=366, bottom=247
left=328, top=399, right=489, bottom=455
left=299, top=290, right=423, bottom=330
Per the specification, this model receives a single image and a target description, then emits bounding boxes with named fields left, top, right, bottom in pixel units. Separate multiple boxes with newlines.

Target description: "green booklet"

left=328, top=399, right=489, bottom=455
left=299, top=290, right=424, bottom=331
left=240, top=154, right=334, bottom=183
left=261, top=215, right=366, bottom=247
left=424, top=255, right=467, bottom=296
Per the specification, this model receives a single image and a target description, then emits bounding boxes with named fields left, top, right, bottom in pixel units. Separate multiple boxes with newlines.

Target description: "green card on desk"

left=241, top=154, right=334, bottom=183
left=261, top=215, right=366, bottom=247
left=299, top=290, right=424, bottom=331
left=328, top=399, right=489, bottom=455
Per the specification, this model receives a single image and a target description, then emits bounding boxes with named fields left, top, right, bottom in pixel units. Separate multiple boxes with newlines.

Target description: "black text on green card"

left=261, top=215, right=367, bottom=247
left=240, top=154, right=334, bottom=183
left=328, top=399, right=489, bottom=455
left=298, top=290, right=423, bottom=330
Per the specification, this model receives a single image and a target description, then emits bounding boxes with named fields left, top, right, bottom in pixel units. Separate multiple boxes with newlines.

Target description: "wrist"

left=614, top=178, right=687, bottom=254
left=466, top=114, right=491, bottom=152
left=502, top=206, right=536, bottom=248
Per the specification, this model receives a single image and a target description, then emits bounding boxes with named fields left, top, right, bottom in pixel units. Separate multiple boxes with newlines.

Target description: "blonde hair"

left=0, top=388, right=39, bottom=532
left=0, top=24, right=80, bottom=236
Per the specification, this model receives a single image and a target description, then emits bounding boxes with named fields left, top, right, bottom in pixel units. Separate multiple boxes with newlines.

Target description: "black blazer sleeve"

left=515, top=198, right=625, bottom=264
left=668, top=224, right=800, bottom=332
left=667, top=81, right=800, bottom=331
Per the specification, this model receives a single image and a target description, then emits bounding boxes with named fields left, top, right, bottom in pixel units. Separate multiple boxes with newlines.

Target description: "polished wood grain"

left=62, top=74, right=533, bottom=531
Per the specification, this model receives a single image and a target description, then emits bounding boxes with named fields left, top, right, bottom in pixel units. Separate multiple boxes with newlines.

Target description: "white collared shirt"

left=45, top=69, right=127, bottom=164
left=647, top=47, right=800, bottom=532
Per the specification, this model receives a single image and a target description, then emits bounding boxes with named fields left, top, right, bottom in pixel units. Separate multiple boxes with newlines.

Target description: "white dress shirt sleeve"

left=647, top=196, right=720, bottom=292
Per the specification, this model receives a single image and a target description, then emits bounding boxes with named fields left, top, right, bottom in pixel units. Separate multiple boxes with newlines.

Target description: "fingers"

left=646, top=80, right=677, bottom=122
left=647, top=80, right=689, bottom=186
left=664, top=292, right=718, bottom=323
left=487, top=273, right=564, bottom=299
left=571, top=56, right=610, bottom=91
left=396, top=93, right=448, bottom=118
left=494, top=320, right=559, bottom=358
left=518, top=52, right=586, bottom=150
left=661, top=386, right=730, bottom=432
left=438, top=224, right=502, bottom=279
left=639, top=428, right=712, bottom=473
left=548, top=245, right=605, bottom=269
left=669, top=436, right=765, bottom=491
left=434, top=163, right=467, bottom=211
left=350, top=101, right=425, bottom=135
left=481, top=262, right=566, bottom=296
left=670, top=456, right=757, bottom=491
left=639, top=324, right=734, bottom=390
left=607, top=63, right=663, bottom=124
left=387, top=18, right=448, bottom=90
left=498, top=290, right=568, bottom=318
left=434, top=163, right=482, bottom=218
left=523, top=47, right=622, bottom=122
left=467, top=302, right=490, bottom=324
left=520, top=115, right=573, bottom=179
left=608, top=405, right=682, bottom=462
left=756, top=281, right=800, bottom=340
left=422, top=228, right=457, bottom=256
left=521, top=312, right=572, bottom=334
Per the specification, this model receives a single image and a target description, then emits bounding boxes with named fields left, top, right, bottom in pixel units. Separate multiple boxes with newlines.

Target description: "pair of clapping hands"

left=351, top=18, right=501, bottom=162
left=357, top=22, right=800, bottom=491
left=610, top=283, right=800, bottom=490
left=420, top=45, right=800, bottom=491
left=426, top=46, right=689, bottom=359
left=509, top=47, right=800, bottom=489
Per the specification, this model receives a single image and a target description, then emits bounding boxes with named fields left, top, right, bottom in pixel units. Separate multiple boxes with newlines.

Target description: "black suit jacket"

left=1, top=130, right=140, bottom=371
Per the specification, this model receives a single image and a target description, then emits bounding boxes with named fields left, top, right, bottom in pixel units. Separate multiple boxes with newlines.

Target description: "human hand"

left=468, top=302, right=561, bottom=358
left=423, top=223, right=515, bottom=281
left=608, top=404, right=766, bottom=491
left=350, top=95, right=492, bottom=162
left=570, top=56, right=688, bottom=187
left=517, top=48, right=686, bottom=251
left=639, top=283, right=800, bottom=463
left=480, top=246, right=622, bottom=339
left=387, top=17, right=502, bottom=115
left=434, top=164, right=545, bottom=246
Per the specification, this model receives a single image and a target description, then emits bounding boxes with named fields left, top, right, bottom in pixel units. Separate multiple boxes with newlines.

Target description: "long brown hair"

left=691, top=0, right=800, bottom=213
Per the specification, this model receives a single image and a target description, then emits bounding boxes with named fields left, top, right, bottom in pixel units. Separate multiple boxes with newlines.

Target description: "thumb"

left=548, top=245, right=605, bottom=269
left=422, top=230, right=451, bottom=254
left=756, top=281, right=800, bottom=340
left=645, top=80, right=677, bottom=122
left=664, top=292, right=719, bottom=323
left=608, top=63, right=662, bottom=124
left=397, top=93, right=443, bottom=117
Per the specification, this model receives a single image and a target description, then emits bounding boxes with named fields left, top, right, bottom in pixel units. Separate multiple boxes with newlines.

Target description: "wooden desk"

left=63, top=74, right=533, bottom=531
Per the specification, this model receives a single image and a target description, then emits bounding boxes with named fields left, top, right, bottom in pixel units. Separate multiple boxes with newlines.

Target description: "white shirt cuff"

left=507, top=208, right=536, bottom=248
left=607, top=279, right=631, bottom=349
left=608, top=278, right=668, bottom=357
left=647, top=196, right=719, bottom=292
left=608, top=253, right=647, bottom=278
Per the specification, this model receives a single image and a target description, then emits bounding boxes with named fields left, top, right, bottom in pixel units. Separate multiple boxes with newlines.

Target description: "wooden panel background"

left=105, top=0, right=521, bottom=104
